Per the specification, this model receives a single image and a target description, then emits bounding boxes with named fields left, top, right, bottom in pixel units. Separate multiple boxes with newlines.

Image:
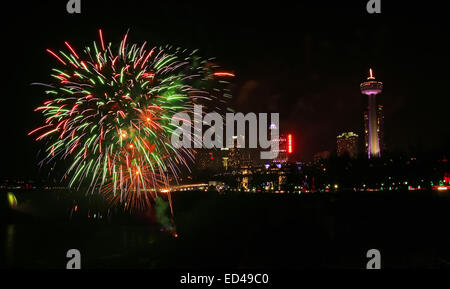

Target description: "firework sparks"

left=30, top=30, right=230, bottom=212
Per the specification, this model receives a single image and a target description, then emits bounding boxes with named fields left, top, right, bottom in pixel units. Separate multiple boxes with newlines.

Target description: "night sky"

left=2, top=1, right=449, bottom=179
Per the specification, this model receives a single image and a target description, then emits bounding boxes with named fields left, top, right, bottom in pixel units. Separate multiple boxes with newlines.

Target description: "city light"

left=288, top=134, right=293, bottom=154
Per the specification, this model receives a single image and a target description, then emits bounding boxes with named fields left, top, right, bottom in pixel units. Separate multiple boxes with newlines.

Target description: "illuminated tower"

left=360, top=68, right=383, bottom=158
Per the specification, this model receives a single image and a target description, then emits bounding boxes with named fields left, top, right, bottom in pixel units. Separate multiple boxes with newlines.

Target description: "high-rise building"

left=377, top=105, right=385, bottom=152
left=195, top=149, right=222, bottom=171
left=336, top=132, right=359, bottom=158
left=272, top=134, right=294, bottom=163
left=269, top=123, right=293, bottom=163
left=227, top=135, right=253, bottom=169
left=273, top=134, right=288, bottom=163
left=360, top=68, right=383, bottom=158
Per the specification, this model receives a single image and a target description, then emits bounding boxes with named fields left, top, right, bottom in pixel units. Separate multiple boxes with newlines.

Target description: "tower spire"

left=368, top=68, right=375, bottom=80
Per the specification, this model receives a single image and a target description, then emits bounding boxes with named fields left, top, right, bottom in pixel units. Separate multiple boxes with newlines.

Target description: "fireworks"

left=30, top=30, right=230, bottom=211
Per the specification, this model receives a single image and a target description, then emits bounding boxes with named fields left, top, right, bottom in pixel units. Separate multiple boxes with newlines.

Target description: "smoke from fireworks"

left=30, top=29, right=232, bottom=212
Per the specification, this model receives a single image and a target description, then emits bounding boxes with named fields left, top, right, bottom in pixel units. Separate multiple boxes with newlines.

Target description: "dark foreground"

left=0, top=189, right=449, bottom=269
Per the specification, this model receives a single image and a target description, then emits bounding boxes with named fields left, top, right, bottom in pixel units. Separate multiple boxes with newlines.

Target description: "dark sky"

left=2, top=0, right=450, bottom=179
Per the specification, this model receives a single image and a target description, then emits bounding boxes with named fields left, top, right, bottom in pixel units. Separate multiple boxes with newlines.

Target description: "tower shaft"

left=367, top=94, right=380, bottom=158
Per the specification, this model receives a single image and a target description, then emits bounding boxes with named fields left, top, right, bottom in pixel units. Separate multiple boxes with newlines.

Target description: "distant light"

left=288, top=134, right=293, bottom=154
left=276, top=164, right=281, bottom=169
left=264, top=164, right=270, bottom=169
left=7, top=192, right=18, bottom=208
left=437, top=186, right=448, bottom=191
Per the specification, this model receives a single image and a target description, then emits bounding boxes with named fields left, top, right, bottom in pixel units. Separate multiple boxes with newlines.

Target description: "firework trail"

left=30, top=29, right=232, bottom=212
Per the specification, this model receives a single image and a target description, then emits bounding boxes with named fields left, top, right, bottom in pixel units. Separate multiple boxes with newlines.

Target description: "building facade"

left=337, top=132, right=359, bottom=158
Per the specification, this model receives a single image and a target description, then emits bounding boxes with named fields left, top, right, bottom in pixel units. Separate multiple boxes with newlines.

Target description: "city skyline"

left=1, top=1, right=449, bottom=180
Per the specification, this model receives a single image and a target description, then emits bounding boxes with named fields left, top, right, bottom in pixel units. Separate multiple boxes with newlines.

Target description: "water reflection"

left=1, top=221, right=167, bottom=268
left=5, top=224, right=15, bottom=263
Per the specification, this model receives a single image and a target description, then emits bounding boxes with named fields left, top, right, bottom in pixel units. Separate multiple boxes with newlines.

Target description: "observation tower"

left=360, top=69, right=383, bottom=158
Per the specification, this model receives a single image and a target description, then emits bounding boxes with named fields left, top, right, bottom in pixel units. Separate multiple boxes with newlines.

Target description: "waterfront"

left=1, top=190, right=449, bottom=268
